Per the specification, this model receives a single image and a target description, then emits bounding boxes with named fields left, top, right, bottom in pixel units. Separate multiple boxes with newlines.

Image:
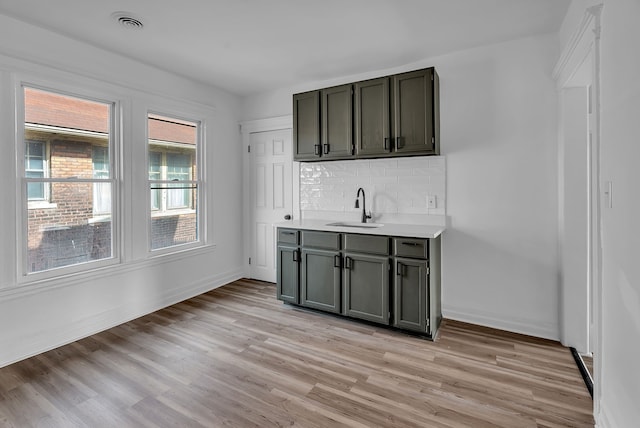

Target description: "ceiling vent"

left=111, top=12, right=144, bottom=30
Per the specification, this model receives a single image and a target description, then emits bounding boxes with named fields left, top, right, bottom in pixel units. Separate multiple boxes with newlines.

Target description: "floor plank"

left=0, top=279, right=594, bottom=427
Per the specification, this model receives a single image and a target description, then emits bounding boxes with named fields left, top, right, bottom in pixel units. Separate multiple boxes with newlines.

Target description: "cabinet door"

left=277, top=245, right=299, bottom=304
left=301, top=248, right=341, bottom=313
left=293, top=91, right=321, bottom=160
left=392, top=69, right=436, bottom=154
left=354, top=77, right=390, bottom=157
left=343, top=252, right=390, bottom=324
left=321, top=84, right=353, bottom=159
left=393, top=258, right=428, bottom=333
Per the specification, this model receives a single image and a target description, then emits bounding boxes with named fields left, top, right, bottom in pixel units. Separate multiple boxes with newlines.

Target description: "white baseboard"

left=443, top=304, right=559, bottom=341
left=0, top=268, right=244, bottom=368
left=596, top=402, right=616, bottom=428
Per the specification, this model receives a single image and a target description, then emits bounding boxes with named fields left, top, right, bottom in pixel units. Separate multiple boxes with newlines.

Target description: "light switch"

left=428, top=195, right=437, bottom=209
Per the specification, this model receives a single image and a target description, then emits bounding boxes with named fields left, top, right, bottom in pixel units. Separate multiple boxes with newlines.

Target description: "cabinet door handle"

left=314, top=144, right=322, bottom=156
left=344, top=256, right=352, bottom=270
left=323, top=143, right=330, bottom=154
left=396, top=136, right=403, bottom=149
left=384, top=137, right=390, bottom=151
left=292, top=250, right=300, bottom=262
left=334, top=255, right=341, bottom=268
left=396, top=261, right=405, bottom=276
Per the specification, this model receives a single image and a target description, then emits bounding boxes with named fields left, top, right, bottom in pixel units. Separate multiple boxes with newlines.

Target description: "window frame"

left=146, top=110, right=204, bottom=254
left=16, top=81, right=122, bottom=282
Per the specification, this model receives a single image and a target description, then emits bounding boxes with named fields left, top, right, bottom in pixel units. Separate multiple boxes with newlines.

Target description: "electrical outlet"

left=428, top=195, right=437, bottom=209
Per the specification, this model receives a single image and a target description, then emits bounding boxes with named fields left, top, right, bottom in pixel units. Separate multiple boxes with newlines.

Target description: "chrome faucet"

left=355, top=187, right=372, bottom=223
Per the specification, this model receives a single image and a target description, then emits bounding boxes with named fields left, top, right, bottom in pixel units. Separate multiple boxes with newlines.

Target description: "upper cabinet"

left=354, top=77, right=390, bottom=157
left=322, top=84, right=353, bottom=159
left=393, top=69, right=439, bottom=155
left=293, top=90, right=321, bottom=161
left=293, top=67, right=440, bottom=161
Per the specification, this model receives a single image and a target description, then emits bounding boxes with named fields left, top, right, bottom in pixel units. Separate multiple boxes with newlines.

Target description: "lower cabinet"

left=393, top=257, right=427, bottom=332
left=301, top=248, right=341, bottom=313
left=343, top=252, right=390, bottom=324
left=276, top=227, right=441, bottom=339
left=276, top=228, right=300, bottom=304
left=276, top=245, right=299, bottom=304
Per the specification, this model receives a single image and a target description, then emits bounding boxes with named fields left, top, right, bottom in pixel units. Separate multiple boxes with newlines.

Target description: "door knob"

left=284, top=214, right=292, bottom=220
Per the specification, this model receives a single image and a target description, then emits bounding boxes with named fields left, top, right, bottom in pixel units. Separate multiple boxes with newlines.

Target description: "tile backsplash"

left=299, top=156, right=446, bottom=225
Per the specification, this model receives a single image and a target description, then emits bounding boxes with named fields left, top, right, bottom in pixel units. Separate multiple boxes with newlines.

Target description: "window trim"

left=146, top=110, right=205, bottom=255
left=16, top=81, right=122, bottom=283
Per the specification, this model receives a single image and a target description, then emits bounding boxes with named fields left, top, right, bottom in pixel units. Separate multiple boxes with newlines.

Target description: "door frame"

left=240, top=115, right=295, bottom=279
left=552, top=3, right=603, bottom=418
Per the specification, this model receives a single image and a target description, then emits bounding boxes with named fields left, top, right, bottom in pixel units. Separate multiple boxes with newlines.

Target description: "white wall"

left=242, top=33, right=561, bottom=340
left=0, top=14, right=245, bottom=367
left=598, top=0, right=640, bottom=426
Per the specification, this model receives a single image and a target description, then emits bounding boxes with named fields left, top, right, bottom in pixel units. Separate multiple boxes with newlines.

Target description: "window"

left=22, top=86, right=116, bottom=274
left=148, top=151, right=194, bottom=212
left=147, top=113, right=200, bottom=251
left=92, top=147, right=111, bottom=215
left=25, top=140, right=47, bottom=201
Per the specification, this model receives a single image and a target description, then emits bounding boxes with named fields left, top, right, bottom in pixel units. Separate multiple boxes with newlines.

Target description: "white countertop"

left=278, top=219, right=444, bottom=239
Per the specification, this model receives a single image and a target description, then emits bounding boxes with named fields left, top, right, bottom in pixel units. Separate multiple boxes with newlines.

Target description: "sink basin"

left=326, top=222, right=383, bottom=228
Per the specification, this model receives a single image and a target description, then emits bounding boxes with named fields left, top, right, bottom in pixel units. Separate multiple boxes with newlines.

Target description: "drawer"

left=343, top=234, right=389, bottom=255
left=393, top=237, right=428, bottom=259
left=301, top=231, right=341, bottom=250
left=277, top=228, right=299, bottom=245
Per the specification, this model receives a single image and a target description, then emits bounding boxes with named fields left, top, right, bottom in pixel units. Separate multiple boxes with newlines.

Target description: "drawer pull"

left=281, top=231, right=295, bottom=235
left=344, top=256, right=352, bottom=270
left=401, top=242, right=422, bottom=247
left=396, top=261, right=405, bottom=276
left=334, top=255, right=341, bottom=268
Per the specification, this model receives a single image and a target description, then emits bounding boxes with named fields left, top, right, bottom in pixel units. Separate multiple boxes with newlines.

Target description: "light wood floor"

left=0, top=279, right=594, bottom=427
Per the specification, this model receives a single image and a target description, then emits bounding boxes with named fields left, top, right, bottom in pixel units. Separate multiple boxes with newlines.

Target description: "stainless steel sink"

left=326, top=222, right=383, bottom=228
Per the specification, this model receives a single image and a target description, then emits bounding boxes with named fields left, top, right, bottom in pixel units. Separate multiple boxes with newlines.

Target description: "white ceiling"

left=0, top=0, right=570, bottom=96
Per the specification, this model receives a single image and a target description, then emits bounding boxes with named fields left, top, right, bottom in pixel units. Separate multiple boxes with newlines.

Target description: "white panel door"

left=250, top=129, right=293, bottom=282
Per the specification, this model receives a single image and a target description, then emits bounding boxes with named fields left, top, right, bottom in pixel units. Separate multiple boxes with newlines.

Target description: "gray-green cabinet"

left=321, top=84, right=353, bottom=159
left=276, top=229, right=300, bottom=304
left=354, top=77, right=390, bottom=157
left=276, top=227, right=442, bottom=339
left=393, top=257, right=428, bottom=332
left=343, top=252, right=390, bottom=324
left=293, top=90, right=321, bottom=160
left=342, top=233, right=390, bottom=324
left=277, top=245, right=299, bottom=304
left=393, top=69, right=438, bottom=155
left=392, top=236, right=442, bottom=336
left=299, top=230, right=342, bottom=313
left=294, top=67, right=440, bottom=161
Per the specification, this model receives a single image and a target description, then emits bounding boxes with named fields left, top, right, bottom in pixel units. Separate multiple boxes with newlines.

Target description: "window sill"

left=151, top=209, right=196, bottom=218
left=28, top=201, right=57, bottom=210
left=88, top=215, right=112, bottom=224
